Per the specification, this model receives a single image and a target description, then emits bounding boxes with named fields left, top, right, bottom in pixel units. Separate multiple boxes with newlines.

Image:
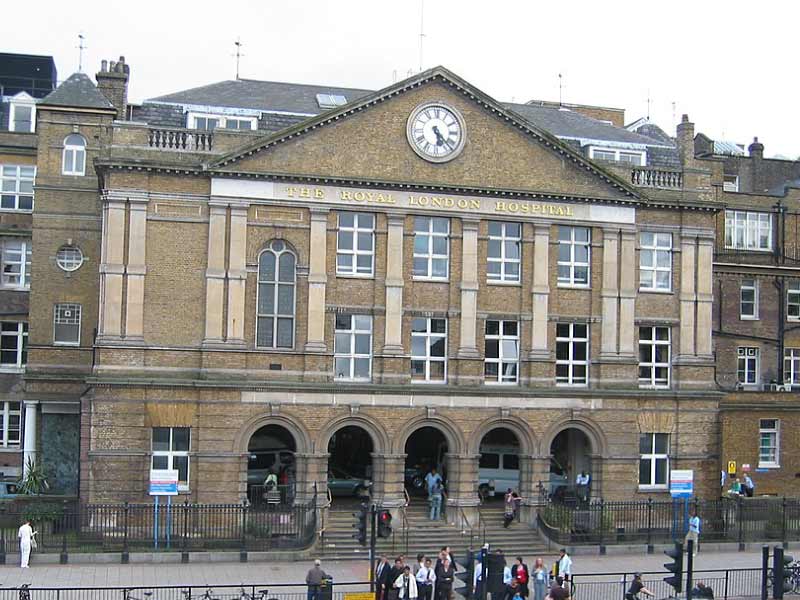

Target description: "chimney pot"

left=101, top=60, right=108, bottom=71
left=682, top=114, right=690, bottom=123
left=748, top=137, right=764, bottom=159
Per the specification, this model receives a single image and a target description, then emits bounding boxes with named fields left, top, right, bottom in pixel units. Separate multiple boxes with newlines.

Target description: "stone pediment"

left=209, top=67, right=642, bottom=205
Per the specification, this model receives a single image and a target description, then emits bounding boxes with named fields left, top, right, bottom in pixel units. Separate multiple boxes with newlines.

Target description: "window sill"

left=334, top=378, right=372, bottom=383
left=0, top=286, right=30, bottom=293
left=639, top=384, right=671, bottom=390
left=557, top=283, right=591, bottom=290
left=638, top=486, right=669, bottom=492
left=335, top=273, right=375, bottom=280
left=0, top=367, right=25, bottom=374
left=412, top=277, right=450, bottom=282
left=486, top=280, right=522, bottom=287
left=757, top=463, right=780, bottom=470
left=0, top=447, right=21, bottom=453
left=723, top=246, right=772, bottom=253
left=484, top=381, right=519, bottom=386
left=740, top=316, right=760, bottom=321
left=410, top=380, right=448, bottom=385
left=556, top=383, right=589, bottom=388
left=0, top=209, right=33, bottom=214
left=639, top=288, right=673, bottom=295
left=53, top=342, right=80, bottom=347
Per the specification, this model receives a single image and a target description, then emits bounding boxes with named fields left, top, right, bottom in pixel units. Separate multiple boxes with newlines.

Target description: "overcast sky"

left=5, top=1, right=798, bottom=158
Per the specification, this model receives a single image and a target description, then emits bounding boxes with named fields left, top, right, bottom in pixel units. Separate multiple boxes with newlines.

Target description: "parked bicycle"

left=182, top=588, right=220, bottom=600
left=238, top=586, right=273, bottom=600
left=123, top=589, right=153, bottom=600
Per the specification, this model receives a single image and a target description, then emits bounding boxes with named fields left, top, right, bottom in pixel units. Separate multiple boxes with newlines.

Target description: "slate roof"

left=148, top=79, right=373, bottom=115
left=40, top=72, right=114, bottom=110
left=504, top=102, right=672, bottom=148
left=713, top=140, right=747, bottom=156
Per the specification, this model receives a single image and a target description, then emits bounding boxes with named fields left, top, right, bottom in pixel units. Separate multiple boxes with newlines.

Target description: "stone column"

left=618, top=230, right=637, bottom=357
left=444, top=453, right=480, bottom=525
left=203, top=202, right=228, bottom=345
left=695, top=236, right=714, bottom=357
left=383, top=215, right=405, bottom=354
left=457, top=219, right=480, bottom=358
left=226, top=201, right=249, bottom=344
left=679, top=233, right=697, bottom=357
left=98, top=194, right=126, bottom=340
left=124, top=196, right=148, bottom=341
left=294, top=452, right=328, bottom=505
left=517, top=455, right=540, bottom=523
left=22, top=401, right=38, bottom=474
left=600, top=228, right=620, bottom=357
left=372, top=453, right=407, bottom=510
left=305, top=208, right=329, bottom=353
left=529, top=223, right=551, bottom=359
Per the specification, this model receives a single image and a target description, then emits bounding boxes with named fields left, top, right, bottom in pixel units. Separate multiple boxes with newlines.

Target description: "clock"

left=406, top=103, right=466, bottom=163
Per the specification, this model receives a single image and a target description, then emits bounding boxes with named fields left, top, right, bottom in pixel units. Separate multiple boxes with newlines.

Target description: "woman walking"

left=532, top=558, right=548, bottom=600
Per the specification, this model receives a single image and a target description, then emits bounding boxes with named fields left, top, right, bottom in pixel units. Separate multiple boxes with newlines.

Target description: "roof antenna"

left=234, top=38, right=244, bottom=80
left=558, top=73, right=563, bottom=106
left=646, top=89, right=651, bottom=121
left=77, top=33, right=86, bottom=73
left=671, top=101, right=676, bottom=130
left=419, top=0, right=426, bottom=72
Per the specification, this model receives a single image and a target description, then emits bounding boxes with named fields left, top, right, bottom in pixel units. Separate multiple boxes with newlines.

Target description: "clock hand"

left=432, top=125, right=446, bottom=146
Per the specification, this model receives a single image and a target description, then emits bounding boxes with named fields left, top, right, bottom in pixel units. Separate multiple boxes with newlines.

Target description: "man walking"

left=416, top=556, right=436, bottom=600
left=743, top=473, right=755, bottom=497
left=557, top=549, right=572, bottom=587
left=575, top=472, right=590, bottom=503
left=306, top=559, right=328, bottom=600
left=430, top=477, right=443, bottom=521
left=425, top=467, right=443, bottom=499
left=685, top=510, right=701, bottom=556
left=435, top=557, right=455, bottom=600
left=388, top=557, right=405, bottom=600
left=376, top=555, right=391, bottom=600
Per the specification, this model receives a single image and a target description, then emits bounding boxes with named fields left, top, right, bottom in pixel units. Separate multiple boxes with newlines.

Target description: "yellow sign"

left=727, top=461, right=737, bottom=475
left=345, top=593, right=374, bottom=600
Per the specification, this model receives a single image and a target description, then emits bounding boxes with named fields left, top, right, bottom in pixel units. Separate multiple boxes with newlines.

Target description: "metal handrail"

left=403, top=488, right=411, bottom=507
left=457, top=506, right=475, bottom=547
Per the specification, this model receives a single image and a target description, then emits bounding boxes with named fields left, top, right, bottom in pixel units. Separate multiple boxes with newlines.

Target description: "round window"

left=56, top=246, right=83, bottom=272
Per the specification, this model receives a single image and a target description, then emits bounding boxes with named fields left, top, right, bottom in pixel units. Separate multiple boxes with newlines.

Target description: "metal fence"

left=539, top=496, right=800, bottom=546
left=571, top=568, right=764, bottom=600
left=0, top=581, right=369, bottom=600
left=0, top=500, right=317, bottom=557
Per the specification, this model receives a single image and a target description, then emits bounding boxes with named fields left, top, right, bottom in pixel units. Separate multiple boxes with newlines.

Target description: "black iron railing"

left=538, top=496, right=800, bottom=546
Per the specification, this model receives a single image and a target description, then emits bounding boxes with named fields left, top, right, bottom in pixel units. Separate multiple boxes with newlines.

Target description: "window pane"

left=430, top=338, right=446, bottom=357
left=412, top=257, right=427, bottom=275
left=502, top=321, right=517, bottom=336
left=432, top=258, right=447, bottom=277
left=639, top=459, right=651, bottom=485
left=429, top=361, right=445, bottom=380
left=411, top=360, right=426, bottom=379
left=354, top=333, right=371, bottom=355
left=485, top=320, right=499, bottom=335
left=501, top=340, right=518, bottom=359
left=432, top=218, right=448, bottom=233
left=654, top=433, right=669, bottom=454
left=259, top=253, right=275, bottom=281
left=505, top=240, right=520, bottom=259
left=334, top=357, right=351, bottom=378
left=276, top=318, right=293, bottom=347
left=335, top=314, right=351, bottom=330
left=488, top=239, right=501, bottom=258
left=258, top=284, right=274, bottom=314
left=411, top=336, right=426, bottom=357
left=354, top=315, right=371, bottom=330
left=485, top=339, right=499, bottom=359
left=277, top=284, right=293, bottom=313
left=172, top=428, right=190, bottom=451
left=354, top=358, right=370, bottom=379
left=152, top=428, right=170, bottom=452
left=432, top=236, right=448, bottom=255
left=338, top=230, right=353, bottom=250
left=334, top=333, right=351, bottom=353
left=152, top=456, right=169, bottom=470
left=278, top=253, right=295, bottom=282
left=257, top=317, right=273, bottom=347
left=655, top=458, right=667, bottom=485
left=639, top=434, right=651, bottom=454
left=174, top=456, right=189, bottom=484
left=357, top=232, right=372, bottom=251
left=411, top=318, right=427, bottom=332
left=430, top=319, right=446, bottom=334
left=484, top=362, right=499, bottom=378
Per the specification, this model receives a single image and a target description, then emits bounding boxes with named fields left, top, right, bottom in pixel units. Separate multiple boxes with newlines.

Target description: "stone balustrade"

left=148, top=127, right=214, bottom=151
left=630, top=166, right=683, bottom=189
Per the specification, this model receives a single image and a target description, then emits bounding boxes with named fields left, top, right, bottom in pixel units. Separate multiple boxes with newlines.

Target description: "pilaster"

left=382, top=215, right=405, bottom=355
left=457, top=219, right=480, bottom=358
left=372, top=453, right=407, bottom=509
left=23, top=401, right=38, bottom=474
left=695, top=236, right=714, bottom=358
left=529, top=223, right=551, bottom=360
left=98, top=195, right=127, bottom=340
left=679, top=232, right=697, bottom=357
left=203, top=202, right=228, bottom=345
left=124, top=196, right=149, bottom=341
left=618, top=230, right=637, bottom=357
left=305, top=208, right=329, bottom=353
left=600, top=227, right=620, bottom=357
left=225, top=202, right=249, bottom=345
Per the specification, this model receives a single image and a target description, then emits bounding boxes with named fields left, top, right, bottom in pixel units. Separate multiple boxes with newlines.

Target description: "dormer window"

left=187, top=112, right=255, bottom=131
left=8, top=93, right=36, bottom=133
left=588, top=146, right=646, bottom=166
left=62, top=134, right=86, bottom=176
left=316, top=93, right=347, bottom=109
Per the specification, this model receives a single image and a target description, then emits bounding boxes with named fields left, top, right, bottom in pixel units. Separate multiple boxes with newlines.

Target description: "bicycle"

left=182, top=589, right=220, bottom=600
left=237, top=586, right=272, bottom=600
left=122, top=589, right=153, bottom=600
left=19, top=584, right=31, bottom=600
left=790, top=561, right=800, bottom=593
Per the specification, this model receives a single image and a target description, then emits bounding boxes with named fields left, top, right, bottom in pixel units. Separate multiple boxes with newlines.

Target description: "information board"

left=670, top=469, right=694, bottom=498
left=149, top=469, right=179, bottom=496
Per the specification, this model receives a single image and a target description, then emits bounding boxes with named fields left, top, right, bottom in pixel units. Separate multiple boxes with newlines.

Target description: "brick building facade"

left=4, top=53, right=799, bottom=509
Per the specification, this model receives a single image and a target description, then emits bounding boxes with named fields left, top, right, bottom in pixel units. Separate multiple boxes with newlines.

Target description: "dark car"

left=327, top=466, right=371, bottom=497
left=404, top=467, right=426, bottom=495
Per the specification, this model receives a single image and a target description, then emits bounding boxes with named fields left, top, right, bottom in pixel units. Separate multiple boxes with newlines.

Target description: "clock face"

left=406, top=103, right=466, bottom=163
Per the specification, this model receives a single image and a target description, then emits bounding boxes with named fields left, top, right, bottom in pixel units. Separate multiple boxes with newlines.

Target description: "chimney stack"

left=748, top=137, right=764, bottom=160
left=96, top=56, right=130, bottom=119
left=676, top=114, right=695, bottom=166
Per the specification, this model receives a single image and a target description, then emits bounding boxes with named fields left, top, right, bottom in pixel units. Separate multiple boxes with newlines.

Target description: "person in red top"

left=512, top=557, right=530, bottom=599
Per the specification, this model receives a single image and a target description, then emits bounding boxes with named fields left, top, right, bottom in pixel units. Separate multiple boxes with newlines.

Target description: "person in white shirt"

left=18, top=519, right=36, bottom=568
left=395, top=566, right=419, bottom=600
left=416, top=557, right=436, bottom=600
left=575, top=472, right=590, bottom=503
left=557, top=549, right=572, bottom=585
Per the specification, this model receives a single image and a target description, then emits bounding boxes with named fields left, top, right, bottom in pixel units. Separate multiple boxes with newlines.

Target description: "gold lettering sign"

left=495, top=201, right=574, bottom=216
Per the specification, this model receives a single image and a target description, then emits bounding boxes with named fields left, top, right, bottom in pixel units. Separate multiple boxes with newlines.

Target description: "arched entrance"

left=404, top=426, right=448, bottom=497
left=247, top=424, right=296, bottom=505
left=549, top=428, right=593, bottom=503
left=327, top=425, right=374, bottom=506
left=478, top=427, right=520, bottom=501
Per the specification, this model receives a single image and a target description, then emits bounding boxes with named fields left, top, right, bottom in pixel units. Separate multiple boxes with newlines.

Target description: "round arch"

left=315, top=414, right=391, bottom=454
left=468, top=417, right=537, bottom=456
left=393, top=415, right=466, bottom=456
left=235, top=413, right=313, bottom=455
left=540, top=417, right=608, bottom=458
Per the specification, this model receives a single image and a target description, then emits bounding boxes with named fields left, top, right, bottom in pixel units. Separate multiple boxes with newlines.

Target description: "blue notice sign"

left=670, top=469, right=694, bottom=498
left=149, top=469, right=179, bottom=496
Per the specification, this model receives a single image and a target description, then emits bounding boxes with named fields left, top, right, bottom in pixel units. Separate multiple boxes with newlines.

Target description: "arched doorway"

left=404, top=426, right=448, bottom=497
left=327, top=425, right=374, bottom=506
left=478, top=427, right=521, bottom=501
left=247, top=424, right=296, bottom=505
left=549, top=428, right=593, bottom=504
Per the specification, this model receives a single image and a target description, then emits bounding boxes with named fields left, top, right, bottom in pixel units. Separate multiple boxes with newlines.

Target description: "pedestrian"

left=305, top=559, right=328, bottom=600
left=532, top=558, right=548, bottom=600
left=685, top=510, right=701, bottom=556
left=395, top=565, right=419, bottom=600
left=691, top=582, right=715, bottom=599
left=727, top=477, right=742, bottom=497
left=414, top=553, right=425, bottom=576
left=502, top=562, right=514, bottom=600
left=512, top=556, right=529, bottom=599
left=503, top=489, right=515, bottom=528
left=625, top=573, right=655, bottom=600
left=388, top=557, right=405, bottom=600
left=18, top=519, right=35, bottom=569
left=425, top=467, right=443, bottom=500
left=474, top=555, right=484, bottom=600
left=376, top=555, right=391, bottom=600
left=429, top=478, right=443, bottom=521
left=416, top=556, right=436, bottom=600
left=547, top=577, right=568, bottom=600
left=557, top=549, right=572, bottom=587
left=434, top=557, right=455, bottom=600
left=575, top=472, right=590, bottom=503
left=743, top=473, right=755, bottom=497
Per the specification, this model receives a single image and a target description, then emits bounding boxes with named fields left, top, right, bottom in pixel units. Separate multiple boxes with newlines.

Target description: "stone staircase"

left=318, top=499, right=550, bottom=561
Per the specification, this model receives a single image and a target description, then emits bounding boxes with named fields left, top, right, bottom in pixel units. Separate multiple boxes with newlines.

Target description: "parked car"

left=327, top=466, right=371, bottom=497
left=247, top=449, right=295, bottom=486
left=0, top=481, right=21, bottom=499
left=404, top=467, right=425, bottom=494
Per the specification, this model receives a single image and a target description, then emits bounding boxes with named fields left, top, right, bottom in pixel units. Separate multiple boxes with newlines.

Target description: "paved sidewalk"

left=0, top=549, right=766, bottom=589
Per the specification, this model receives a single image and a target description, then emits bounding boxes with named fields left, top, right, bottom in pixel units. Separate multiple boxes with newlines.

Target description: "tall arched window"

left=62, top=134, right=86, bottom=176
left=257, top=240, right=296, bottom=348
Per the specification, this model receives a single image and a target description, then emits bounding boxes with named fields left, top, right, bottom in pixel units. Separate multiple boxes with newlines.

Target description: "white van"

left=478, top=445, right=520, bottom=497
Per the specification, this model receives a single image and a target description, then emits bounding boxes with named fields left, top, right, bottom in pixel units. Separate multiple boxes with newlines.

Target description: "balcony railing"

left=148, top=128, right=213, bottom=152
left=630, top=167, right=683, bottom=189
